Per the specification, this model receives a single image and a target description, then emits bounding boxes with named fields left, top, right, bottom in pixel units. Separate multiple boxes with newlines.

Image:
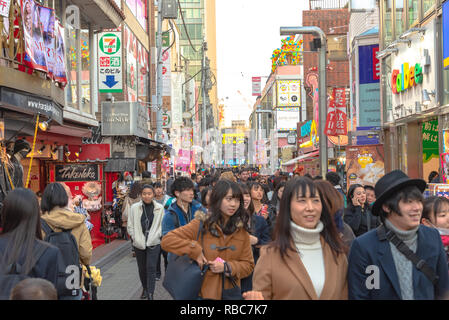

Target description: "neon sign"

left=391, top=62, right=423, bottom=94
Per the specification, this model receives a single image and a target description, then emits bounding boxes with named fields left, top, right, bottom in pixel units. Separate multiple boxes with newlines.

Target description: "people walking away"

left=40, top=183, right=92, bottom=300
left=347, top=170, right=449, bottom=300
left=421, top=196, right=449, bottom=264
left=326, top=172, right=347, bottom=208
left=0, top=188, right=62, bottom=300
left=243, top=177, right=348, bottom=300
left=10, top=278, right=57, bottom=300
left=161, top=180, right=254, bottom=300
left=364, top=185, right=376, bottom=206
left=239, top=183, right=270, bottom=293
left=315, top=180, right=355, bottom=248
left=127, top=185, right=164, bottom=300
left=162, top=177, right=205, bottom=236
left=344, top=184, right=380, bottom=237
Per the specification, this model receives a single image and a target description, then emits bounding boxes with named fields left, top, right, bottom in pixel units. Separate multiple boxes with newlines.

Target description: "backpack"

left=41, top=219, right=81, bottom=298
left=0, top=242, right=48, bottom=300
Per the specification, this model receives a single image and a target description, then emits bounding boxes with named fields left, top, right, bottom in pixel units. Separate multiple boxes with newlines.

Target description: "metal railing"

left=309, top=0, right=349, bottom=10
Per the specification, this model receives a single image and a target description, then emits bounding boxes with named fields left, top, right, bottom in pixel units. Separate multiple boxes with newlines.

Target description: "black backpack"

left=41, top=219, right=82, bottom=298
left=0, top=243, right=48, bottom=300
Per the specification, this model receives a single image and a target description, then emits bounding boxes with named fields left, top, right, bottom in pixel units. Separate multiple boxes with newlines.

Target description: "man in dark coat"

left=347, top=170, right=449, bottom=300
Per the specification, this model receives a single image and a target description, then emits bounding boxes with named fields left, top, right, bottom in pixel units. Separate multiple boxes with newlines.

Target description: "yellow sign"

left=222, top=133, right=245, bottom=145
left=277, top=80, right=301, bottom=107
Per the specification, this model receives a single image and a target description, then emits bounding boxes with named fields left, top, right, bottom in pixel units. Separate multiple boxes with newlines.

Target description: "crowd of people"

left=1, top=166, right=449, bottom=300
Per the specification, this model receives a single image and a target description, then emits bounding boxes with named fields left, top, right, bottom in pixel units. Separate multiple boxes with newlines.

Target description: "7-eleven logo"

left=100, top=33, right=121, bottom=55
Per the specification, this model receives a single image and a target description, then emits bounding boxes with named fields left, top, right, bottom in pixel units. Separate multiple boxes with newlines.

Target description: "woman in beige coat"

left=243, top=177, right=348, bottom=300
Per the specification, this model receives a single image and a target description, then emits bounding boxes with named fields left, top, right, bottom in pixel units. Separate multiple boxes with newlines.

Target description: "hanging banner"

left=441, top=153, right=449, bottom=184
left=137, top=41, right=148, bottom=102
left=443, top=1, right=449, bottom=69
left=334, top=88, right=347, bottom=135
left=346, top=144, right=385, bottom=188
left=0, top=0, right=11, bottom=18
left=21, top=0, right=48, bottom=72
left=125, top=26, right=137, bottom=101
left=54, top=22, right=67, bottom=86
left=39, top=6, right=55, bottom=79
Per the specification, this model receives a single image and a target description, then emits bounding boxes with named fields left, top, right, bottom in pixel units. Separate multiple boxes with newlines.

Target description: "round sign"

left=162, top=113, right=171, bottom=126
left=99, top=33, right=121, bottom=55
left=291, top=95, right=298, bottom=102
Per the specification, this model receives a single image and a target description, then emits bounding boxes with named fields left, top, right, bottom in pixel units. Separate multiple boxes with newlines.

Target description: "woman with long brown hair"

left=243, top=177, right=348, bottom=300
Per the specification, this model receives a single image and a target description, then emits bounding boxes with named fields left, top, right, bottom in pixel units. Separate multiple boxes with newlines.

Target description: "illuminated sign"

left=391, top=62, right=423, bottom=94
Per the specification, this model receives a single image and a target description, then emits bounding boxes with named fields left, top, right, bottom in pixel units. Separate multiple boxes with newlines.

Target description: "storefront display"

left=346, top=144, right=385, bottom=188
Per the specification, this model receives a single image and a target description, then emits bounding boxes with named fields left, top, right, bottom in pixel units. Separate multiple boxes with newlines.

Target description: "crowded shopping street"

left=2, top=0, right=449, bottom=309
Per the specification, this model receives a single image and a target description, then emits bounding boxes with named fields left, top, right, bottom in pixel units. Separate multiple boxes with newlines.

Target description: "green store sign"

left=422, top=119, right=439, bottom=162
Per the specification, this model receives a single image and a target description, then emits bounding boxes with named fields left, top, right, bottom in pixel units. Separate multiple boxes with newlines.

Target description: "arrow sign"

left=103, top=75, right=119, bottom=88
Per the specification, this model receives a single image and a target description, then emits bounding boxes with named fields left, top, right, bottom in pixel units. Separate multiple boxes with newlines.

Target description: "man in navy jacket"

left=348, top=170, right=449, bottom=300
left=161, top=177, right=205, bottom=236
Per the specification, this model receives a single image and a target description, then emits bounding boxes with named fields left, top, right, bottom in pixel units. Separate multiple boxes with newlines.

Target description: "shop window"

left=395, top=0, right=406, bottom=39
left=408, top=0, right=419, bottom=28
left=383, top=0, right=393, bottom=46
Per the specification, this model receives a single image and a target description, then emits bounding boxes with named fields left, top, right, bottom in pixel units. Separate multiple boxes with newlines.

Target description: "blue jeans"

left=134, top=245, right=161, bottom=296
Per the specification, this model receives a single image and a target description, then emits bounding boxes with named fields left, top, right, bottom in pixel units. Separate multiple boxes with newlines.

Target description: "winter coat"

left=41, top=207, right=92, bottom=266
left=122, top=196, right=141, bottom=227
left=343, top=203, right=380, bottom=237
left=161, top=199, right=205, bottom=236
left=248, top=214, right=271, bottom=263
left=347, top=225, right=449, bottom=300
left=252, top=238, right=348, bottom=300
left=161, top=211, right=255, bottom=300
left=127, top=200, right=164, bottom=250
left=0, top=236, right=62, bottom=290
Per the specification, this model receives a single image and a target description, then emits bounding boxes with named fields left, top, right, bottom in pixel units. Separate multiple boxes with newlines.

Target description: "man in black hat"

left=347, top=170, right=449, bottom=300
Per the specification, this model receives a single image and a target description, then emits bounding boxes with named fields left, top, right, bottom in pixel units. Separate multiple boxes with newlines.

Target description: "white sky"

left=216, top=0, right=310, bottom=127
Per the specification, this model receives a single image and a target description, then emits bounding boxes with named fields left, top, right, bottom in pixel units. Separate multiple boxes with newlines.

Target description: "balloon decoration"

left=271, top=37, right=303, bottom=73
left=69, top=39, right=90, bottom=69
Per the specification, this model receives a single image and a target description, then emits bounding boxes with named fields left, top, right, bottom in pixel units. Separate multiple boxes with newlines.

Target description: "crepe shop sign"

left=55, top=164, right=99, bottom=182
left=391, top=62, right=423, bottom=94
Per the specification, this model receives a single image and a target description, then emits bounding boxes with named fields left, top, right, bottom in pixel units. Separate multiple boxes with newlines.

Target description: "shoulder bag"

left=221, top=262, right=243, bottom=300
left=162, top=221, right=208, bottom=300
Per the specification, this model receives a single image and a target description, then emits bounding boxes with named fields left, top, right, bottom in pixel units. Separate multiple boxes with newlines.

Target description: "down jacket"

left=161, top=211, right=255, bottom=300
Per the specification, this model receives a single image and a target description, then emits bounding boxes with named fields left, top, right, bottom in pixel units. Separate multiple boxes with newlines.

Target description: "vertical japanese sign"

left=422, top=120, right=439, bottom=162
left=137, top=42, right=148, bottom=102
left=162, top=33, right=171, bottom=97
left=252, top=77, right=261, bottom=96
left=98, top=31, right=123, bottom=92
left=0, top=0, right=11, bottom=17
left=171, top=72, right=183, bottom=127
left=125, top=26, right=137, bottom=101
left=334, top=88, right=347, bottom=135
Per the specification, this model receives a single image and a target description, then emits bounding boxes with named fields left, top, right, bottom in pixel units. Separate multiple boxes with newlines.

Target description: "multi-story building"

left=378, top=0, right=444, bottom=181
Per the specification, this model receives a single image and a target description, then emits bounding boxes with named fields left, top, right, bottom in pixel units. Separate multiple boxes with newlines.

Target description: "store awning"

left=282, top=150, right=320, bottom=166
left=104, top=158, right=137, bottom=172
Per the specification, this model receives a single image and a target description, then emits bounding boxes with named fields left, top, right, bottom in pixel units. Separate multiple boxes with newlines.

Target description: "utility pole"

left=280, top=26, right=328, bottom=178
left=156, top=1, right=163, bottom=143
left=201, top=41, right=207, bottom=146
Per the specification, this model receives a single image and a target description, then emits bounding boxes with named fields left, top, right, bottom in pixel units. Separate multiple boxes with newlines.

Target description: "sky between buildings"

left=216, top=0, right=310, bottom=127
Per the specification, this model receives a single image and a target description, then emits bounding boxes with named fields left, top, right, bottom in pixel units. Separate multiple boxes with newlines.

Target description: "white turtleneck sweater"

left=290, top=221, right=325, bottom=298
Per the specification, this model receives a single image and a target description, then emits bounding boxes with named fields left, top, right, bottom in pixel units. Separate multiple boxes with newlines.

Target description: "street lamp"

left=280, top=26, right=328, bottom=178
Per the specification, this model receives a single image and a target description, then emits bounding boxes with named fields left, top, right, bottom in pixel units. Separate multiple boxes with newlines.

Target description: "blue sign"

left=356, top=126, right=380, bottom=145
left=358, top=44, right=380, bottom=127
left=443, top=1, right=449, bottom=69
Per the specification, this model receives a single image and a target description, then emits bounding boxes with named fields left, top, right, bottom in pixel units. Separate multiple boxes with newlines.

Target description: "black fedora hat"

left=372, top=170, right=427, bottom=216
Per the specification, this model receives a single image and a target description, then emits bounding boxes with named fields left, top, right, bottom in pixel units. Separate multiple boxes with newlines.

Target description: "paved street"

left=95, top=242, right=172, bottom=300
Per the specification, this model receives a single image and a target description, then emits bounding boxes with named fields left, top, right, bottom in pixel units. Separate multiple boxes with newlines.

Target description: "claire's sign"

left=391, top=62, right=423, bottom=94
left=55, top=164, right=99, bottom=182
